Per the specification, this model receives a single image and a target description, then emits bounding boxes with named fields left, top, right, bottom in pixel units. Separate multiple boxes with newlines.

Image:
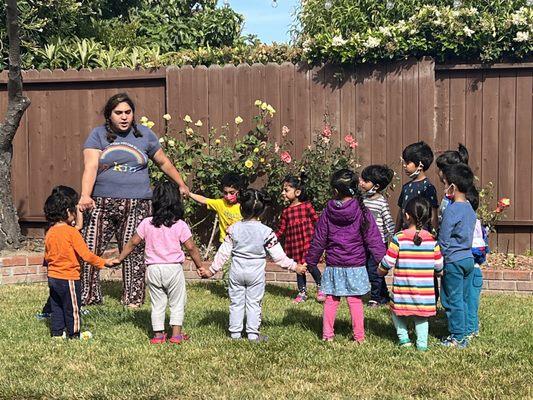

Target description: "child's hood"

left=325, top=198, right=362, bottom=226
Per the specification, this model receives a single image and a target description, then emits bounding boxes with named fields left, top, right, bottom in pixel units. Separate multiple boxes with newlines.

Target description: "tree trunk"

left=0, top=0, right=31, bottom=250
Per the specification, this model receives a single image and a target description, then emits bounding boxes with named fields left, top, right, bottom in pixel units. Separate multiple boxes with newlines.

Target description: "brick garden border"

left=1, top=253, right=531, bottom=294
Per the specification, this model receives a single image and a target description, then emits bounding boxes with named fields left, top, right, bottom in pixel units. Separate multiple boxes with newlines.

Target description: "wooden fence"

left=1, top=59, right=531, bottom=252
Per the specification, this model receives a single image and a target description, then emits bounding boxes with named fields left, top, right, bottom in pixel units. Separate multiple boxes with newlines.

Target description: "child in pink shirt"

left=119, top=181, right=203, bottom=344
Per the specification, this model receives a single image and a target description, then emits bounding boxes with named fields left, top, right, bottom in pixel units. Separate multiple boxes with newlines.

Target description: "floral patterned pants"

left=81, top=197, right=151, bottom=306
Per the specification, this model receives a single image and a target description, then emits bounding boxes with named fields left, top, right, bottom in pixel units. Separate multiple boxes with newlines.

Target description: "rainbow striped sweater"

left=380, top=229, right=443, bottom=317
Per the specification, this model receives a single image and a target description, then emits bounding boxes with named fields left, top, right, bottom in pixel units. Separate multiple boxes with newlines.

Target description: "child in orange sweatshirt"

left=44, top=188, right=118, bottom=339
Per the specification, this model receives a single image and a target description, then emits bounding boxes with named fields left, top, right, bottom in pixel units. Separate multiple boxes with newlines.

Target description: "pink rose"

left=280, top=151, right=292, bottom=164
left=349, top=141, right=358, bottom=149
left=344, top=134, right=355, bottom=144
left=322, top=125, right=332, bottom=138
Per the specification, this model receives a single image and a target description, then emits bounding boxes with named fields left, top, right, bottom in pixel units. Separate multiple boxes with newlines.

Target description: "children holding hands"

left=42, top=137, right=485, bottom=352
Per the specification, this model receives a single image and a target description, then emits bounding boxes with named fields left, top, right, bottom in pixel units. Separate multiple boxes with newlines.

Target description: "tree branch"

left=0, top=0, right=31, bottom=149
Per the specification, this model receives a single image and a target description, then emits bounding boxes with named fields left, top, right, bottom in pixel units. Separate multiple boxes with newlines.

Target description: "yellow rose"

left=261, top=102, right=268, bottom=110
left=195, top=120, right=203, bottom=127
left=253, top=147, right=259, bottom=153
left=163, top=114, right=171, bottom=121
left=186, top=127, right=194, bottom=136
left=235, top=116, right=243, bottom=125
left=245, top=159, right=254, bottom=168
left=168, top=140, right=175, bottom=147
left=183, top=115, right=192, bottom=123
left=254, top=100, right=262, bottom=106
left=140, top=116, right=148, bottom=123
left=146, top=121, right=155, bottom=129
left=260, top=157, right=265, bottom=163
left=266, top=105, right=276, bottom=115
left=214, top=139, right=221, bottom=145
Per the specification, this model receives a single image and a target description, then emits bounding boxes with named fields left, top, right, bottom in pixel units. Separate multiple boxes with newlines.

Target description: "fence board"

left=481, top=71, right=500, bottom=249
left=355, top=65, right=372, bottom=167
left=293, top=63, right=310, bottom=157
left=514, top=71, right=532, bottom=253
left=370, top=66, right=387, bottom=165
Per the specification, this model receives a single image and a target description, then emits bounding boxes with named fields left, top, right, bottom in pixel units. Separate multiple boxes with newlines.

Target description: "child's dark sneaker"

left=169, top=333, right=189, bottom=344
left=36, top=312, right=51, bottom=320
left=441, top=336, right=468, bottom=349
left=150, top=333, right=167, bottom=344
left=292, top=292, right=308, bottom=304
left=367, top=300, right=380, bottom=308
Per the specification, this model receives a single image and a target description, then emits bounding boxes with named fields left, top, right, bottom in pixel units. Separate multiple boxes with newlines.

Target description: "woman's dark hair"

left=330, top=169, right=369, bottom=233
left=404, top=196, right=431, bottom=246
left=402, top=141, right=434, bottom=171
left=360, top=165, right=394, bottom=192
left=44, top=189, right=78, bottom=224
left=466, top=186, right=480, bottom=212
left=103, top=93, right=142, bottom=143
left=442, top=163, right=474, bottom=193
left=220, top=172, right=246, bottom=191
left=151, top=181, right=184, bottom=228
left=283, top=172, right=309, bottom=201
left=238, top=188, right=270, bottom=219
left=436, top=143, right=469, bottom=170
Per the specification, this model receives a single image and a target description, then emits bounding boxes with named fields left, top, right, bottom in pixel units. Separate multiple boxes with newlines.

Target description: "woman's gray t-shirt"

left=83, top=125, right=161, bottom=199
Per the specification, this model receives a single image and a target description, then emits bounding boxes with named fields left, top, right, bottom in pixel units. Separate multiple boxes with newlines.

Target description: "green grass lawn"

left=0, top=281, right=532, bottom=400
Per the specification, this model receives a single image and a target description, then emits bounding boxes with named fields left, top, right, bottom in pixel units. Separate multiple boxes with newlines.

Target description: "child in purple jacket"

left=305, top=169, right=386, bottom=343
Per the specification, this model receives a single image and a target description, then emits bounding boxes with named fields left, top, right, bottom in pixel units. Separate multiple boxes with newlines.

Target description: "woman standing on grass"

left=78, top=93, right=189, bottom=308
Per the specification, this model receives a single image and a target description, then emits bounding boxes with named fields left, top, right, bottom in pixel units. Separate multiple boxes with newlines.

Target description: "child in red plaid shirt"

left=276, top=174, right=326, bottom=303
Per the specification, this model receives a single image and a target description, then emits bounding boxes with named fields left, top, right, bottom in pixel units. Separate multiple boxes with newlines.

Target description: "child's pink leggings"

left=323, top=295, right=364, bottom=341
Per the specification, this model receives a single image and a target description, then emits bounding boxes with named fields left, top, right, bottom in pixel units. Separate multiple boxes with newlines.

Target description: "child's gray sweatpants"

left=228, top=262, right=265, bottom=339
left=146, top=263, right=186, bottom=331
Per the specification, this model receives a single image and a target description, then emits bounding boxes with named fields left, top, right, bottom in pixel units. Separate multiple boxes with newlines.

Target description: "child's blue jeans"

left=440, top=258, right=475, bottom=341
left=366, top=257, right=390, bottom=303
left=466, top=265, right=483, bottom=335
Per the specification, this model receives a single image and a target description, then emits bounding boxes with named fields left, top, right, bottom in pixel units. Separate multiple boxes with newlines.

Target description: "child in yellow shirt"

left=188, top=173, right=244, bottom=242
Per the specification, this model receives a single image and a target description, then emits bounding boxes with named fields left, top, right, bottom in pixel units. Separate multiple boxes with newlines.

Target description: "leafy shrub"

left=296, top=0, right=532, bottom=64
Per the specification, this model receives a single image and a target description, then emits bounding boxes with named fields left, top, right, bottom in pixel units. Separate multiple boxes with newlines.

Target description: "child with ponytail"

left=379, top=197, right=443, bottom=351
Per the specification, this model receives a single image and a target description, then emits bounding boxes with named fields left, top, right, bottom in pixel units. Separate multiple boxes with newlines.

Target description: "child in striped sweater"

left=359, top=165, right=396, bottom=307
left=378, top=196, right=443, bottom=351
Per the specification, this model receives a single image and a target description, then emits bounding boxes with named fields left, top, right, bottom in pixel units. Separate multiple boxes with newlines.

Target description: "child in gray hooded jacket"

left=200, top=189, right=306, bottom=341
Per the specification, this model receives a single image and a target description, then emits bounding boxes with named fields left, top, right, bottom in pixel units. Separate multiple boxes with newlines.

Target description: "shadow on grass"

left=276, top=308, right=323, bottom=338
left=197, top=309, right=228, bottom=333
left=126, top=308, right=153, bottom=336
left=364, top=315, right=398, bottom=342
left=265, top=284, right=296, bottom=298
left=101, top=280, right=123, bottom=303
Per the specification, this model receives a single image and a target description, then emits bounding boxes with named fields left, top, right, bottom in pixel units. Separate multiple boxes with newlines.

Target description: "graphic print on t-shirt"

left=99, top=142, right=148, bottom=174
